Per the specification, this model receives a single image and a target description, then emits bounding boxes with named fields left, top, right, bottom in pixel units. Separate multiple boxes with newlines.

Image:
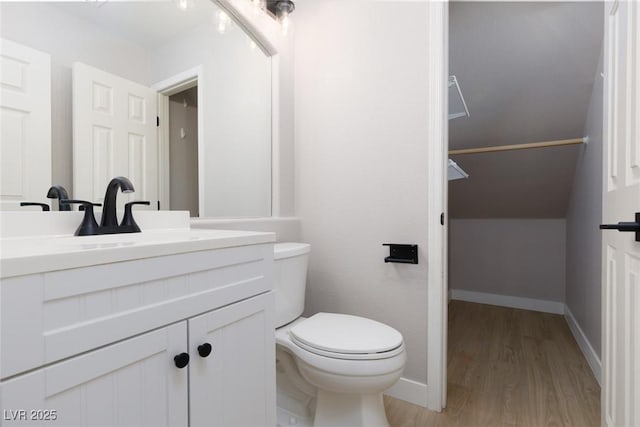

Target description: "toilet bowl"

left=274, top=243, right=406, bottom=427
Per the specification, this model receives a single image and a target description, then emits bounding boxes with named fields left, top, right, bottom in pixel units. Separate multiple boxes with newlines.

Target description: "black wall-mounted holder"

left=383, top=244, right=418, bottom=264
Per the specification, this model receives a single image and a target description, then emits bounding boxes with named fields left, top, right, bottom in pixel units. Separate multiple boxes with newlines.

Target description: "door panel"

left=0, top=39, right=51, bottom=210
left=73, top=62, right=157, bottom=210
left=188, top=292, right=276, bottom=427
left=0, top=323, right=188, bottom=427
left=602, top=1, right=640, bottom=426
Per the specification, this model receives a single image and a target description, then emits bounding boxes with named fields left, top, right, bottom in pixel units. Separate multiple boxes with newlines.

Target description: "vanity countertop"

left=0, top=212, right=275, bottom=278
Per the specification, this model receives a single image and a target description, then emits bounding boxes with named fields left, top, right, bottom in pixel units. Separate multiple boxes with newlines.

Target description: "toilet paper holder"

left=382, top=244, right=418, bottom=264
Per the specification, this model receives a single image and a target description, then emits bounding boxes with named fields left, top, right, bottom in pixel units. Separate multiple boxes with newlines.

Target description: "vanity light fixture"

left=267, top=0, right=295, bottom=35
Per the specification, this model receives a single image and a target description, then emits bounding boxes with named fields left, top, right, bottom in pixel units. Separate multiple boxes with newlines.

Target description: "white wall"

left=565, top=48, right=603, bottom=358
left=449, top=219, right=567, bottom=303
left=0, top=3, right=151, bottom=196
left=294, top=1, right=430, bottom=384
left=150, top=18, right=272, bottom=218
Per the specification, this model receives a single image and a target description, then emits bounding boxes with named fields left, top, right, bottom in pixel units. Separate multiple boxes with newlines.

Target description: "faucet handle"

left=120, top=201, right=150, bottom=233
left=60, top=200, right=102, bottom=236
left=20, top=202, right=50, bottom=211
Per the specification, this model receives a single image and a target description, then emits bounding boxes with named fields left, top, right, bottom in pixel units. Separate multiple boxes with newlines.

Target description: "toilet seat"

left=289, top=313, right=404, bottom=360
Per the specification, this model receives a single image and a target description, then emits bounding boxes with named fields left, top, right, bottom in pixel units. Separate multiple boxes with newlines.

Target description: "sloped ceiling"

left=449, top=1, right=603, bottom=218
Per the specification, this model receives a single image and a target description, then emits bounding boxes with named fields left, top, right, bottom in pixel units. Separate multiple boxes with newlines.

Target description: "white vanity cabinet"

left=0, top=238, right=275, bottom=427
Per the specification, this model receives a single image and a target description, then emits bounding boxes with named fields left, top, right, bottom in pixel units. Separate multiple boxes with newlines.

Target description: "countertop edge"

left=1, top=232, right=276, bottom=279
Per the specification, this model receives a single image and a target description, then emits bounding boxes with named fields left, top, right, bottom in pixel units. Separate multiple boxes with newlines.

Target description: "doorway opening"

left=168, top=87, right=199, bottom=217
left=444, top=1, right=603, bottom=424
left=154, top=67, right=203, bottom=218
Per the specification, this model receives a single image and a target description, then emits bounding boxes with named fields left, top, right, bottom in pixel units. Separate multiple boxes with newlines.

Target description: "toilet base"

left=313, top=390, right=389, bottom=427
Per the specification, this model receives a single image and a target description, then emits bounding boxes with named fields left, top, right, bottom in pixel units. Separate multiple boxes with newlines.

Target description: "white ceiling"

left=449, top=1, right=603, bottom=218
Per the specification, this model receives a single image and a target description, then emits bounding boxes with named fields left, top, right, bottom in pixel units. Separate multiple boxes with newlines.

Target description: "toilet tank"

left=274, top=242, right=311, bottom=328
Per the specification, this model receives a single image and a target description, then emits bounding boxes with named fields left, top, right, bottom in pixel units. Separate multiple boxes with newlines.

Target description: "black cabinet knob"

left=197, top=343, right=212, bottom=358
left=174, top=352, right=190, bottom=369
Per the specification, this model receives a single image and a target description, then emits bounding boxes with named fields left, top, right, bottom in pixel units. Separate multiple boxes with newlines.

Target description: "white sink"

left=0, top=213, right=275, bottom=278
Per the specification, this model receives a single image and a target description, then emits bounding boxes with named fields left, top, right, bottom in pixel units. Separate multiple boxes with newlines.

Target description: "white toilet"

left=273, top=242, right=406, bottom=427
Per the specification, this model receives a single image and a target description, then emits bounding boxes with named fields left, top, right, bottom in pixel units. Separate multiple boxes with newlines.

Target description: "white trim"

left=153, top=66, right=204, bottom=215
left=450, top=289, right=565, bottom=315
left=426, top=0, right=449, bottom=413
left=564, top=306, right=602, bottom=385
left=384, top=377, right=428, bottom=408
left=271, top=56, right=280, bottom=217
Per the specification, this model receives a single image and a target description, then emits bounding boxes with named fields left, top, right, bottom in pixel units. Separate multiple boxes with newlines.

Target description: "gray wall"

left=294, top=1, right=430, bottom=384
left=565, top=49, right=603, bottom=358
left=449, top=219, right=567, bottom=302
left=169, top=87, right=199, bottom=217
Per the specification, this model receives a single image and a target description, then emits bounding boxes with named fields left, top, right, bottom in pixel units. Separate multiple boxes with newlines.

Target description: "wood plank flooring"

left=384, top=301, right=600, bottom=427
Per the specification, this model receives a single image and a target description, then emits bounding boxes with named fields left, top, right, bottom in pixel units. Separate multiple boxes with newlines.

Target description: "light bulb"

left=275, top=1, right=294, bottom=37
left=280, top=11, right=290, bottom=36
left=252, top=0, right=266, bottom=14
left=176, top=0, right=191, bottom=11
left=217, top=10, right=231, bottom=34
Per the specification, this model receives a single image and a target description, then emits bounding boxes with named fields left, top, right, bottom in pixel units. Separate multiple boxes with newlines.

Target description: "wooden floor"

left=385, top=301, right=600, bottom=427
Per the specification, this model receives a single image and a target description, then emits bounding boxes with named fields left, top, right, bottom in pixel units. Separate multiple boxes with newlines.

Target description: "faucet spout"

left=47, top=185, right=71, bottom=211
left=100, top=176, right=135, bottom=228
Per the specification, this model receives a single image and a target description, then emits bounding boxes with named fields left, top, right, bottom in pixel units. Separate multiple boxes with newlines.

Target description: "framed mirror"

left=0, top=0, right=272, bottom=218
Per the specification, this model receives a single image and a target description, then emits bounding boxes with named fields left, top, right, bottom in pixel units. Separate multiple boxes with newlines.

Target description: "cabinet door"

left=0, top=323, right=188, bottom=427
left=189, top=292, right=276, bottom=427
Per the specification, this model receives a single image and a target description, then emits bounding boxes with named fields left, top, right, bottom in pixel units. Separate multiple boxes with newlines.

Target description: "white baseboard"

left=384, top=377, right=428, bottom=408
left=564, top=306, right=602, bottom=385
left=449, top=289, right=565, bottom=314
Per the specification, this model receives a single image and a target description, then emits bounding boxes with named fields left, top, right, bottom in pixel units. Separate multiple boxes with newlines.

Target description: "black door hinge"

left=157, top=116, right=160, bottom=127
left=440, top=212, right=445, bottom=226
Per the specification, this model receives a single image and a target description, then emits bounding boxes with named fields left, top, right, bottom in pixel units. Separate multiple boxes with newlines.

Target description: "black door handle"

left=600, top=212, right=640, bottom=241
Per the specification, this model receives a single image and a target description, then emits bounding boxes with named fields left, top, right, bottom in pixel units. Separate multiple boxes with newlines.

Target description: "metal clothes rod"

left=448, top=138, right=585, bottom=155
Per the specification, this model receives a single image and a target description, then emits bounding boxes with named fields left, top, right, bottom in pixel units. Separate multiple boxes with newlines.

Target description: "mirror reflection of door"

left=72, top=62, right=158, bottom=211
left=169, top=87, right=199, bottom=217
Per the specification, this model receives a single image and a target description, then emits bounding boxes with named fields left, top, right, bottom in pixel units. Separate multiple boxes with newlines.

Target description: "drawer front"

left=1, top=243, right=273, bottom=379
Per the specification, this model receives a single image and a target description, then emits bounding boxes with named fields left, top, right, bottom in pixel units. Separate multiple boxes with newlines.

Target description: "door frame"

left=153, top=66, right=203, bottom=215
left=426, top=0, right=449, bottom=412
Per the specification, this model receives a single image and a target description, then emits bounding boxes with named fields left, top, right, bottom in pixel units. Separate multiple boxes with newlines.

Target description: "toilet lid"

left=289, top=313, right=403, bottom=356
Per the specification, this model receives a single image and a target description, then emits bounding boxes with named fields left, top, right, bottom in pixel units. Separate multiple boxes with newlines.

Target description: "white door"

left=0, top=323, right=188, bottom=427
left=0, top=39, right=51, bottom=210
left=601, top=1, right=640, bottom=426
left=73, top=62, right=158, bottom=210
left=188, top=293, right=276, bottom=427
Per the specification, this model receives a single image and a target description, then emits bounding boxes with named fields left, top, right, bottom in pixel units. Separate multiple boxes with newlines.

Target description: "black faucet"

left=100, top=176, right=135, bottom=233
left=47, top=185, right=71, bottom=211
left=62, top=177, right=150, bottom=236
